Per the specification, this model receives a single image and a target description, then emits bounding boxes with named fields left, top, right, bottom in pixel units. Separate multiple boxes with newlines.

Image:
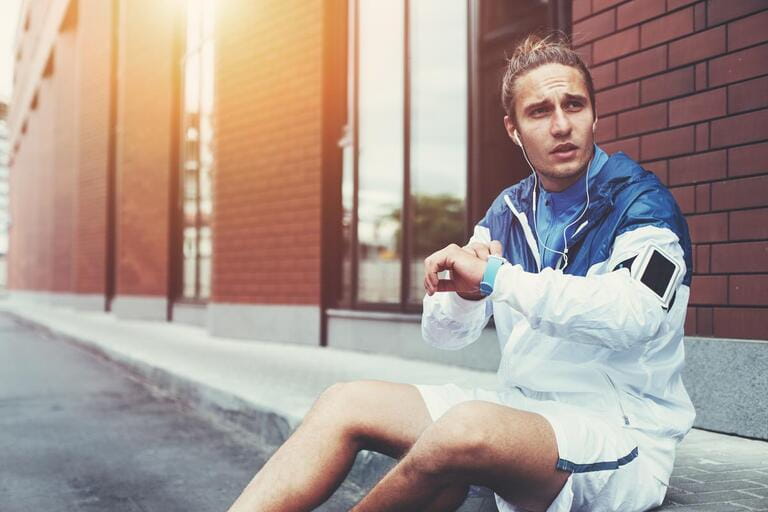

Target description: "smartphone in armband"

left=632, top=244, right=683, bottom=310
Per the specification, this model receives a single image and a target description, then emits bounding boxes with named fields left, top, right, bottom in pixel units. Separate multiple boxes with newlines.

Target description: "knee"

left=309, top=381, right=354, bottom=419
left=406, top=401, right=493, bottom=479
left=315, top=381, right=349, bottom=406
left=304, top=381, right=370, bottom=436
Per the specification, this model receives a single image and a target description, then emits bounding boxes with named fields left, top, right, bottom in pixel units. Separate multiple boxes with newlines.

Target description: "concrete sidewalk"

left=2, top=297, right=767, bottom=511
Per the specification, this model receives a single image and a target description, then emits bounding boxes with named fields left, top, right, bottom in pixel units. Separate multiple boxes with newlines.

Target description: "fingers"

left=424, top=266, right=440, bottom=296
left=462, top=241, right=503, bottom=261
left=475, top=244, right=491, bottom=260
left=436, top=279, right=456, bottom=292
left=423, top=246, right=452, bottom=295
left=463, top=242, right=491, bottom=261
left=424, top=242, right=502, bottom=296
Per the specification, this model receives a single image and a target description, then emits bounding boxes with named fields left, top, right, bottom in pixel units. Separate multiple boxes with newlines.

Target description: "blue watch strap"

left=480, top=255, right=505, bottom=297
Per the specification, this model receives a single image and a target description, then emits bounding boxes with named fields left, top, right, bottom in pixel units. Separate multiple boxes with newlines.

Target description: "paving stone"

left=671, top=475, right=707, bottom=487
left=671, top=489, right=768, bottom=505
left=696, top=463, right=768, bottom=473
left=673, top=479, right=767, bottom=493
left=672, top=466, right=715, bottom=478
left=658, top=504, right=757, bottom=512
left=729, top=497, right=768, bottom=510
left=746, top=487, right=768, bottom=498
left=689, top=471, right=768, bottom=484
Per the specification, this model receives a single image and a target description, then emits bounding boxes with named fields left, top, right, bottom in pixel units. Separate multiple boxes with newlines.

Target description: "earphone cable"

left=518, top=137, right=593, bottom=271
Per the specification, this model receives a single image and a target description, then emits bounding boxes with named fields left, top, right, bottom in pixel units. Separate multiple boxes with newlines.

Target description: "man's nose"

left=550, top=107, right=572, bottom=137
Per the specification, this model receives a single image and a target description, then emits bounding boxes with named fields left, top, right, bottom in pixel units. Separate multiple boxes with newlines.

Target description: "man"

left=228, top=33, right=694, bottom=512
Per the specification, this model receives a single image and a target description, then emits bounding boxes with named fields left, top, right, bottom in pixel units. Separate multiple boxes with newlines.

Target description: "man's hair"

left=500, top=32, right=596, bottom=123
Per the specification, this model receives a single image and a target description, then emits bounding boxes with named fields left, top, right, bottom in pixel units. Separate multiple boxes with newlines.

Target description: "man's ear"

left=503, top=116, right=521, bottom=147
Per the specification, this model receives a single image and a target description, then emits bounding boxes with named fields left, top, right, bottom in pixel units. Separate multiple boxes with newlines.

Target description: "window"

left=0, top=119, right=8, bottom=167
left=356, top=0, right=405, bottom=304
left=339, top=0, right=567, bottom=312
left=341, top=0, right=468, bottom=311
left=408, top=0, right=468, bottom=303
left=178, top=0, right=215, bottom=301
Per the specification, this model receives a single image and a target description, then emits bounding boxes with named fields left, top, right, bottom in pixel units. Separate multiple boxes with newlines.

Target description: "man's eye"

left=566, top=101, right=583, bottom=109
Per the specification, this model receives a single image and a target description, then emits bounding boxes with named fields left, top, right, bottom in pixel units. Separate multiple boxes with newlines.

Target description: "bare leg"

left=423, top=485, right=470, bottom=512
left=350, top=457, right=456, bottom=512
left=351, top=400, right=569, bottom=512
left=227, top=380, right=433, bottom=512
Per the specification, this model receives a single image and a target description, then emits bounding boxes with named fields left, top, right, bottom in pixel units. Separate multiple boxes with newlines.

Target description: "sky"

left=0, top=0, right=23, bottom=101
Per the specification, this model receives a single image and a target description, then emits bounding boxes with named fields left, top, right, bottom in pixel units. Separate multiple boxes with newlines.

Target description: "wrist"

left=479, top=255, right=506, bottom=297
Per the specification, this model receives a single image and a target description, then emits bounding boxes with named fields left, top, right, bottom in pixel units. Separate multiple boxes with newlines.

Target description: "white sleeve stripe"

left=469, top=225, right=491, bottom=244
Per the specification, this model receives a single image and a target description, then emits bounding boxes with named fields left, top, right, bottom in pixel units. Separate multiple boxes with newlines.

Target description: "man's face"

left=504, top=63, right=595, bottom=192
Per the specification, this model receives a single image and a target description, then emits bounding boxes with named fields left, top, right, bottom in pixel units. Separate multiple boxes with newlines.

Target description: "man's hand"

left=423, top=241, right=503, bottom=300
left=462, top=240, right=503, bottom=262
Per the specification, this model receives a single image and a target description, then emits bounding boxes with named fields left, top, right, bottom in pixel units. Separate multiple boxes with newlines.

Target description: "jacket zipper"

left=504, top=195, right=541, bottom=272
left=600, top=369, right=631, bottom=426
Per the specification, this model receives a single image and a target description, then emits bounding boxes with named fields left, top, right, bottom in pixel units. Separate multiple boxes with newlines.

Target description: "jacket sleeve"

left=421, top=224, right=494, bottom=350
left=488, top=217, right=689, bottom=351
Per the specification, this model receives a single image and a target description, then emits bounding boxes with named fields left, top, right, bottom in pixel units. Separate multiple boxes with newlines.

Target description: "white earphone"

left=512, top=116, right=598, bottom=270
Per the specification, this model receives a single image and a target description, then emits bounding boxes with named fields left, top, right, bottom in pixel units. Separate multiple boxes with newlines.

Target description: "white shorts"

left=414, top=383, right=666, bottom=512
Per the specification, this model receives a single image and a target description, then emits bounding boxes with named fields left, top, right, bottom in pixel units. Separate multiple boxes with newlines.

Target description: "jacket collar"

left=504, top=145, right=643, bottom=250
left=505, top=144, right=636, bottom=217
left=536, top=144, right=609, bottom=216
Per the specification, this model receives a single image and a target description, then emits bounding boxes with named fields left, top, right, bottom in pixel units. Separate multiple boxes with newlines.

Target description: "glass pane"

left=183, top=226, right=198, bottom=298
left=199, top=256, right=211, bottom=299
left=340, top=124, right=353, bottom=305
left=198, top=38, right=214, bottom=222
left=201, top=0, right=215, bottom=41
left=184, top=52, right=200, bottom=114
left=198, top=226, right=212, bottom=299
left=186, top=0, right=202, bottom=51
left=356, top=0, right=404, bottom=304
left=179, top=0, right=215, bottom=302
left=184, top=173, right=197, bottom=200
left=199, top=168, right=212, bottom=217
left=184, top=198, right=197, bottom=225
left=408, top=0, right=468, bottom=303
left=200, top=41, right=214, bottom=119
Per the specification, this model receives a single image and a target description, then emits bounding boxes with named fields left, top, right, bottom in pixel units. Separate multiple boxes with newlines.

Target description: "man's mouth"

left=551, top=143, right=578, bottom=154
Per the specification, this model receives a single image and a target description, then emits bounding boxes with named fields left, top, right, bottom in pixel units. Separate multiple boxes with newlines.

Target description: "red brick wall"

left=213, top=0, right=324, bottom=305
left=10, top=0, right=113, bottom=298
left=73, top=0, right=114, bottom=295
left=573, top=0, right=768, bottom=340
left=52, top=27, right=77, bottom=293
left=8, top=2, right=42, bottom=291
left=113, top=0, right=179, bottom=297
left=9, top=66, right=58, bottom=292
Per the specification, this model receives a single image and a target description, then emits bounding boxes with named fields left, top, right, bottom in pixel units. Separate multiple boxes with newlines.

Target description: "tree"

left=389, top=194, right=466, bottom=257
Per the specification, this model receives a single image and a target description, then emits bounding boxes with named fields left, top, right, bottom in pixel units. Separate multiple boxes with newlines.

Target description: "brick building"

left=7, top=1, right=767, bottom=436
left=0, top=100, right=9, bottom=286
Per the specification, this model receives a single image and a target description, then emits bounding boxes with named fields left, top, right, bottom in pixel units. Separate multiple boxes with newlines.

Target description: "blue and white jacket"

left=422, top=147, right=696, bottom=484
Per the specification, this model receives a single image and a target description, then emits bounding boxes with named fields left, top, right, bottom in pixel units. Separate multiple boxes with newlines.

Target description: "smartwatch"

left=480, top=255, right=506, bottom=297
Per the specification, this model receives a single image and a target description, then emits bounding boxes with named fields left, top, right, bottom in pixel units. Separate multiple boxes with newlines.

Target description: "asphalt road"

left=0, top=314, right=361, bottom=512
